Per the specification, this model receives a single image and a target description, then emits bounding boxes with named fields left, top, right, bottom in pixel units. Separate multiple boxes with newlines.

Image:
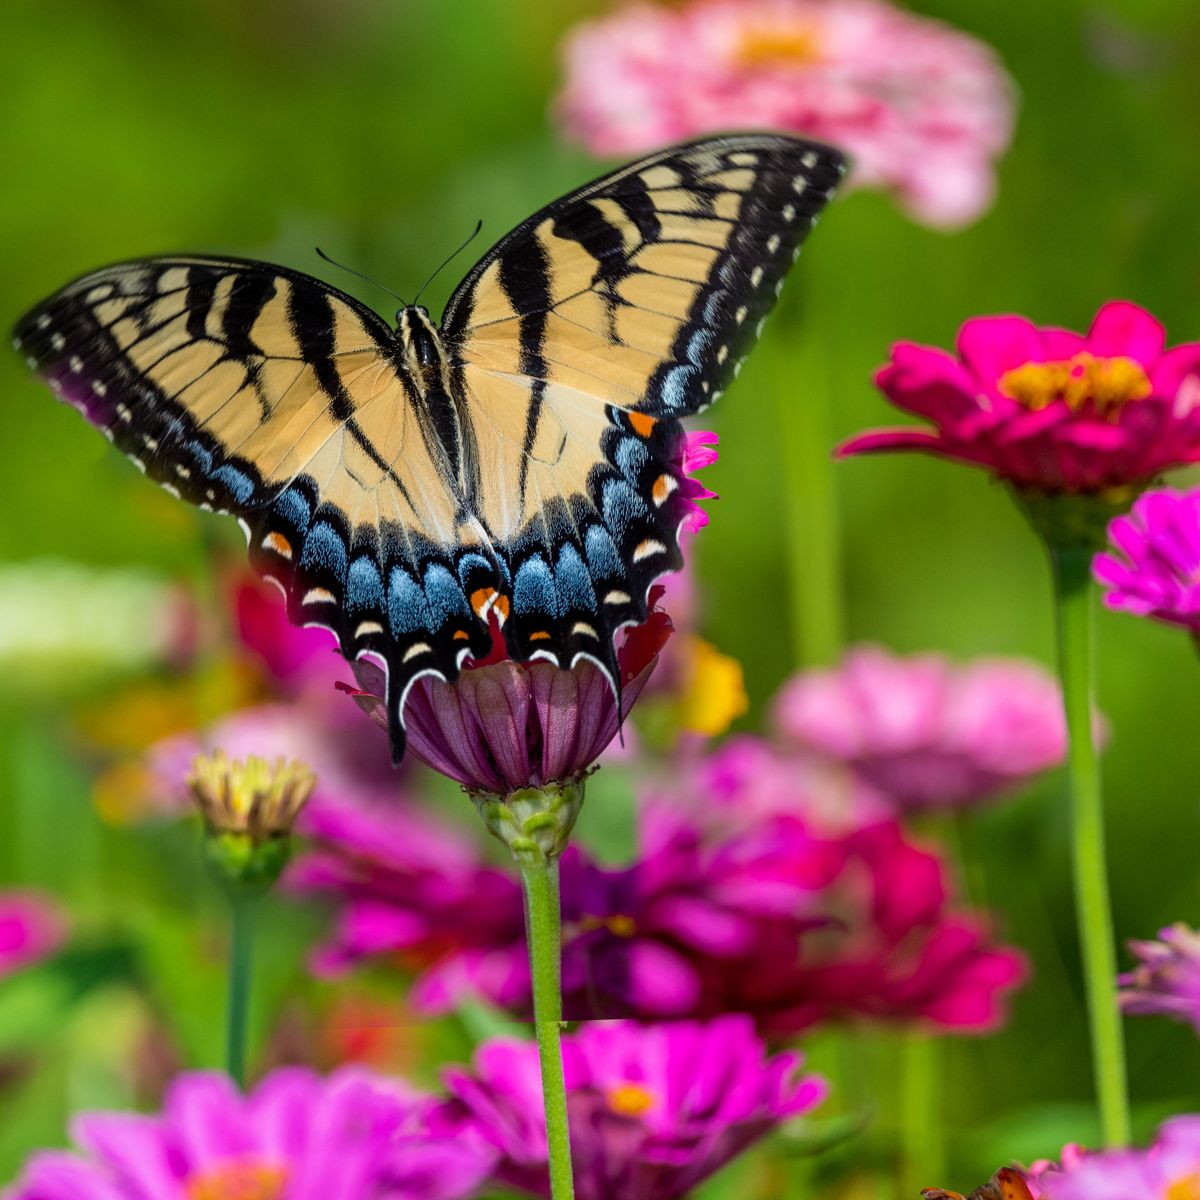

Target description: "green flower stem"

left=519, top=858, right=575, bottom=1200
left=777, top=300, right=844, bottom=667
left=1050, top=544, right=1130, bottom=1148
left=898, top=1031, right=940, bottom=1198
left=225, top=887, right=258, bottom=1088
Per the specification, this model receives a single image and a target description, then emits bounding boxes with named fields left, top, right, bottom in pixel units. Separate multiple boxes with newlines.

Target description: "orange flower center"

left=606, top=1082, right=656, bottom=1118
left=580, top=913, right=638, bottom=938
left=732, top=22, right=821, bottom=68
left=1166, top=1173, right=1200, bottom=1200
left=997, top=353, right=1152, bottom=417
left=185, top=1161, right=288, bottom=1200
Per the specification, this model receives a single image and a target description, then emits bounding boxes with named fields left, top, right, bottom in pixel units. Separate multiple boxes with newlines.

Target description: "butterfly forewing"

left=13, top=134, right=844, bottom=761
left=443, top=133, right=844, bottom=668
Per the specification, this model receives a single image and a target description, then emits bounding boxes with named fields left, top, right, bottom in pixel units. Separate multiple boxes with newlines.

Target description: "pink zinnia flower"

left=772, top=644, right=1070, bottom=811
left=840, top=301, right=1200, bottom=493
left=8, top=1067, right=495, bottom=1200
left=557, top=0, right=1014, bottom=229
left=1118, top=922, right=1200, bottom=1034
left=432, top=1017, right=826, bottom=1200
left=1031, top=1115, right=1200, bottom=1199
left=1095, top=487, right=1200, bottom=635
left=0, top=891, right=65, bottom=977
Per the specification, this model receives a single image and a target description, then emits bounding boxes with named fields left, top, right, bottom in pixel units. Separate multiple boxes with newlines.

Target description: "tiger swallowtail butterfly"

left=13, top=133, right=845, bottom=760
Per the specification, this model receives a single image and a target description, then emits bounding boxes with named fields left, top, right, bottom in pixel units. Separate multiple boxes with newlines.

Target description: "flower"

left=1031, top=1115, right=1200, bottom=1199
left=7, top=1067, right=495, bottom=1200
left=432, top=1016, right=826, bottom=1200
left=840, top=301, right=1200, bottom=493
left=556, top=0, right=1014, bottom=229
left=0, top=892, right=66, bottom=977
left=1095, top=487, right=1200, bottom=635
left=188, top=750, right=316, bottom=844
left=922, top=1168, right=1038, bottom=1200
left=299, top=736, right=1026, bottom=1030
left=344, top=433, right=718, bottom=800
left=1118, top=922, right=1200, bottom=1033
left=771, top=644, right=1070, bottom=811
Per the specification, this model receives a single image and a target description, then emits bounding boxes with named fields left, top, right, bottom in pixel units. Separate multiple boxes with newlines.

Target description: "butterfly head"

left=396, top=305, right=445, bottom=375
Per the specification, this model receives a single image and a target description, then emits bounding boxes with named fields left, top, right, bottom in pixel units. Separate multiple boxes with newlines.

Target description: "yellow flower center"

left=606, top=1082, right=656, bottom=1118
left=1166, top=1173, right=1200, bottom=1200
left=997, top=353, right=1152, bottom=418
left=185, top=1161, right=288, bottom=1200
left=733, top=22, right=821, bottom=68
left=580, top=913, right=638, bottom=938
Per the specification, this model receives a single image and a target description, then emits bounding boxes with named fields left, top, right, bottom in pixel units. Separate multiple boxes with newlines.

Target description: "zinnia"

left=1095, top=487, right=1200, bottom=636
left=432, top=1016, right=826, bottom=1200
left=7, top=1067, right=495, bottom=1200
left=772, top=644, right=1070, bottom=811
left=557, top=0, right=1014, bottom=229
left=1118, top=922, right=1200, bottom=1034
left=0, top=891, right=65, bottom=977
left=840, top=301, right=1200, bottom=494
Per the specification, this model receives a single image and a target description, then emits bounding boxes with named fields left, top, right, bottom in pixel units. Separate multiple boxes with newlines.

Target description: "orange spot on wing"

left=529, top=630, right=551, bottom=642
left=493, top=594, right=511, bottom=624
left=629, top=411, right=657, bottom=437
left=651, top=474, right=675, bottom=504
left=452, top=629, right=470, bottom=641
left=263, top=531, right=292, bottom=559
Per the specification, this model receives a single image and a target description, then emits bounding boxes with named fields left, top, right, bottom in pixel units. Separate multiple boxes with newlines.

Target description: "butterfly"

left=12, top=133, right=844, bottom=761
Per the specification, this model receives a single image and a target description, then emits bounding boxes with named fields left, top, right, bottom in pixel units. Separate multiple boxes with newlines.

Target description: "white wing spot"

left=572, top=621, right=599, bottom=638
left=735, top=305, right=748, bottom=324
left=604, top=590, right=632, bottom=606
left=142, top=435, right=158, bottom=451
left=750, top=266, right=764, bottom=287
left=633, top=539, right=667, bottom=563
left=86, top=285, right=114, bottom=302
left=801, top=151, right=819, bottom=168
left=355, top=620, right=384, bottom=639
left=774, top=279, right=785, bottom=297
left=733, top=361, right=743, bottom=377
left=93, top=380, right=108, bottom=396
left=50, top=333, right=65, bottom=351
left=129, top=456, right=147, bottom=473
left=783, top=204, right=796, bottom=221
left=25, top=356, right=37, bottom=369
left=717, top=345, right=729, bottom=364
left=303, top=587, right=336, bottom=606
left=36, top=314, right=51, bottom=330
left=175, top=464, right=191, bottom=478
left=729, top=151, right=758, bottom=166
left=403, top=642, right=432, bottom=663
left=162, top=483, right=181, bottom=498
left=767, top=234, right=781, bottom=253
left=116, top=403, right=132, bottom=423
left=68, top=355, right=83, bottom=374
left=756, top=317, right=768, bottom=336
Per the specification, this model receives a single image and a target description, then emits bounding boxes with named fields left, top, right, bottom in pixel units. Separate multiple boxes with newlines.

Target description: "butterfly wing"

left=12, top=256, right=501, bottom=757
left=442, top=133, right=845, bottom=679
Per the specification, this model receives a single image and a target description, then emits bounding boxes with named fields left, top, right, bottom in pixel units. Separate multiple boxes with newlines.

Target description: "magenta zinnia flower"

left=841, top=301, right=1200, bottom=493
left=1118, top=922, right=1200, bottom=1034
left=772, top=644, right=1071, bottom=812
left=557, top=0, right=1014, bottom=229
left=0, top=891, right=65, bottom=977
left=8, top=1067, right=495, bottom=1200
left=1031, top=1115, right=1200, bottom=1199
left=1095, top=487, right=1200, bottom=635
left=432, top=1017, right=826, bottom=1200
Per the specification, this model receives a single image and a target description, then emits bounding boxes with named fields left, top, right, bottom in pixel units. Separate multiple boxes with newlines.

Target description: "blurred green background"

left=4, top=0, right=1200, bottom=1192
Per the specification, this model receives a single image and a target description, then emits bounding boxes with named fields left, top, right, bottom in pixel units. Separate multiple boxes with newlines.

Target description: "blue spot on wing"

left=347, top=557, right=383, bottom=613
left=423, top=563, right=469, bottom=628
left=555, top=544, right=597, bottom=613
left=585, top=524, right=624, bottom=580
left=211, top=464, right=255, bottom=505
left=300, top=521, right=347, bottom=576
left=513, top=556, right=557, bottom=618
left=388, top=567, right=429, bottom=637
left=600, top=477, right=649, bottom=543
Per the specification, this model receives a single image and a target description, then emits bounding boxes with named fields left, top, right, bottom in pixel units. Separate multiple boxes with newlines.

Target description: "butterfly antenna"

left=314, top=247, right=408, bottom=306
left=412, top=220, right=483, bottom=307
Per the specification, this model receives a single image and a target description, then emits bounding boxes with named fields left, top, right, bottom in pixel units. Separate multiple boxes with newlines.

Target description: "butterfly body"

left=13, top=134, right=845, bottom=761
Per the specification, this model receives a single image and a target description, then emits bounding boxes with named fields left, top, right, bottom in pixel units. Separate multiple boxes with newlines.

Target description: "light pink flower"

left=1095, top=487, right=1200, bottom=634
left=840, top=301, right=1200, bottom=492
left=557, top=0, right=1014, bottom=229
left=1119, top=922, right=1200, bottom=1034
left=0, top=892, right=65, bottom=977
left=772, top=644, right=1070, bottom=811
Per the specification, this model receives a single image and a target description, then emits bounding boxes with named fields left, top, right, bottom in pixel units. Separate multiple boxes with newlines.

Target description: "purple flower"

left=1119, top=922, right=1200, bottom=1033
left=772, top=645, right=1071, bottom=811
left=0, top=891, right=65, bottom=977
left=432, top=1017, right=826, bottom=1200
left=7, top=1067, right=494, bottom=1200
left=1033, top=1115, right=1200, bottom=1199
left=1095, top=487, right=1200, bottom=635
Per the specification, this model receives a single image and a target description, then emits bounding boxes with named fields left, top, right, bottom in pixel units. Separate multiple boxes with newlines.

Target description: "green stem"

left=225, top=889, right=257, bottom=1088
left=898, top=1031, right=940, bottom=1199
left=1050, top=545, right=1130, bottom=1147
left=777, top=298, right=844, bottom=667
left=519, top=859, right=575, bottom=1200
